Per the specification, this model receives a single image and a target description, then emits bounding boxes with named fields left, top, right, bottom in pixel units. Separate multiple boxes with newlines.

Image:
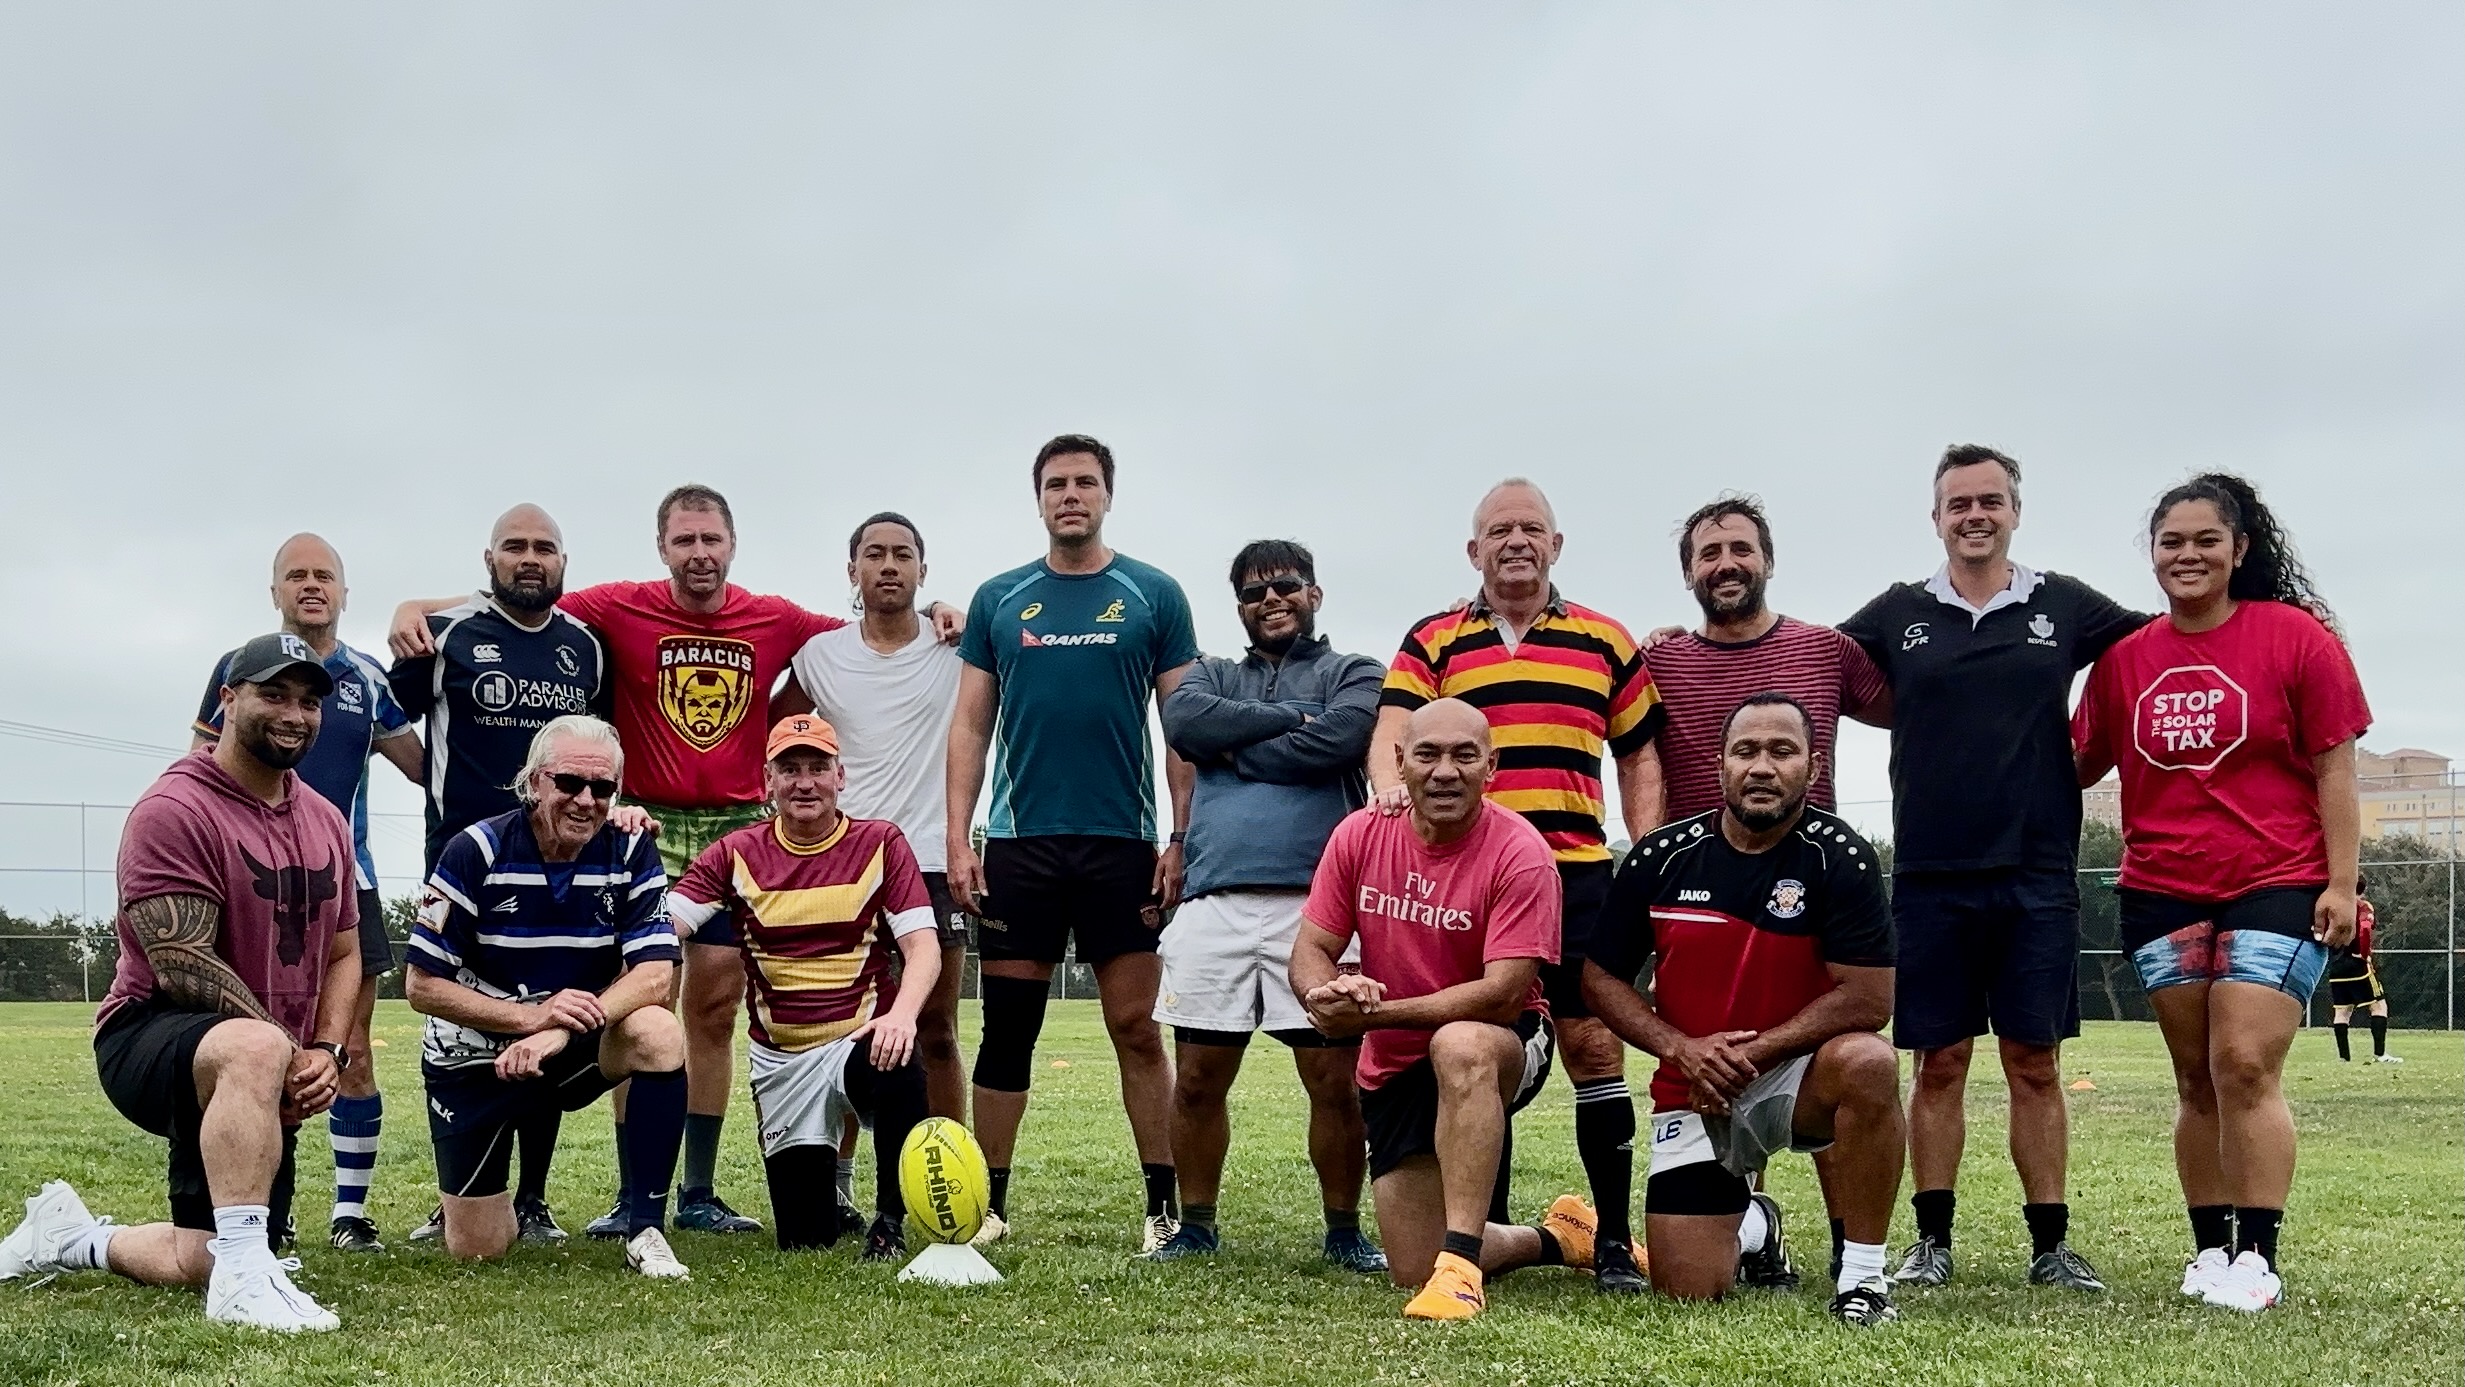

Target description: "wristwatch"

left=308, top=1041, right=351, bottom=1072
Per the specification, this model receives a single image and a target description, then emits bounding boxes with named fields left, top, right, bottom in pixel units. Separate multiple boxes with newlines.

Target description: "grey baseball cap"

left=225, top=632, right=334, bottom=696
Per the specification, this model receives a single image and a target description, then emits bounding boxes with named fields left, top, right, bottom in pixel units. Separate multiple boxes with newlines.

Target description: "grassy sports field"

left=0, top=1002, right=2456, bottom=1387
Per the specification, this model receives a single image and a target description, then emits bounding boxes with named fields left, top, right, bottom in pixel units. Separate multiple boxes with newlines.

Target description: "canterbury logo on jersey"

left=1020, top=630, right=1119, bottom=647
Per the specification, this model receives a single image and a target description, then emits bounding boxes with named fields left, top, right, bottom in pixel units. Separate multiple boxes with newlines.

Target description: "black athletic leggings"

left=765, top=1044, right=928, bottom=1250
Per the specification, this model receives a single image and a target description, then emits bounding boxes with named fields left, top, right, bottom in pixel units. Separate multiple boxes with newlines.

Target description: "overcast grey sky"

left=2, top=4, right=2458, bottom=912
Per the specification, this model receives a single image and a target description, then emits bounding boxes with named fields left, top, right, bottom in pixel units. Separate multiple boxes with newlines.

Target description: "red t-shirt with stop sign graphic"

left=2073, top=600, right=2370, bottom=902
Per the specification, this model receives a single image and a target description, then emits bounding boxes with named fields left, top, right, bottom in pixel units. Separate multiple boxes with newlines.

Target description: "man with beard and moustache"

left=192, top=535, right=420, bottom=1256
left=1638, top=494, right=1891, bottom=1285
left=387, top=504, right=611, bottom=1246
left=393, top=487, right=963, bottom=1239
left=1838, top=445, right=2145, bottom=1293
left=4, top=637, right=361, bottom=1332
left=1581, top=694, right=1905, bottom=1327
left=1370, top=478, right=1666, bottom=1294
left=1144, top=539, right=1386, bottom=1271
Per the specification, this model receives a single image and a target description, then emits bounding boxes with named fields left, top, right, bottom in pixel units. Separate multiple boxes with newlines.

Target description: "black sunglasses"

left=549, top=773, right=620, bottom=799
left=1236, top=575, right=1309, bottom=604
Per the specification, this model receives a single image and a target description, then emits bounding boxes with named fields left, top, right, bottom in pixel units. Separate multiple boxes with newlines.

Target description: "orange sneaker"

left=1403, top=1250, right=1486, bottom=1320
left=1542, top=1195, right=1598, bottom=1272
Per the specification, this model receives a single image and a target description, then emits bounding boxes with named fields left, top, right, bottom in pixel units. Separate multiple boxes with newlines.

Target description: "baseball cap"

left=225, top=632, right=334, bottom=697
left=765, top=713, right=839, bottom=761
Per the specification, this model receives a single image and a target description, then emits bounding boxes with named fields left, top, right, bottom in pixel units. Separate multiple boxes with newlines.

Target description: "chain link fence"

left=6, top=780, right=2457, bottom=1021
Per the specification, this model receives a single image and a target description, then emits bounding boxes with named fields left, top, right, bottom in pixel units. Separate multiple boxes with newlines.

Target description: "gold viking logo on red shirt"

left=656, top=635, right=757, bottom=752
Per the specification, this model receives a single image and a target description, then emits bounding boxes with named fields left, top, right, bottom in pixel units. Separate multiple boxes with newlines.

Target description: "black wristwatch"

left=1168, top=832, right=1187, bottom=845
left=308, top=1040, right=351, bottom=1072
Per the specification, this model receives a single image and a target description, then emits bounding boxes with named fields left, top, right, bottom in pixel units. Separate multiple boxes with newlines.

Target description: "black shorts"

left=1360, top=1011, right=1553, bottom=1180
left=2328, top=967, right=2385, bottom=1007
left=921, top=871, right=971, bottom=951
left=1172, top=1025, right=1349, bottom=1051
left=1539, top=859, right=1614, bottom=1021
left=424, top=1035, right=614, bottom=1199
left=1892, top=867, right=2082, bottom=1051
left=354, top=886, right=395, bottom=977
left=95, top=1002, right=298, bottom=1233
left=976, top=835, right=1159, bottom=966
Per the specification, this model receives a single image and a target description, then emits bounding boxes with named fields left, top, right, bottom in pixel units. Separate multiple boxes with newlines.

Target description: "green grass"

left=0, top=1003, right=2456, bottom=1386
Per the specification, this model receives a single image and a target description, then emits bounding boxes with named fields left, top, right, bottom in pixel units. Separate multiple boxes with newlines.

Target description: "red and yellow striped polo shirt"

left=667, top=815, right=934, bottom=1052
left=1380, top=590, right=1662, bottom=863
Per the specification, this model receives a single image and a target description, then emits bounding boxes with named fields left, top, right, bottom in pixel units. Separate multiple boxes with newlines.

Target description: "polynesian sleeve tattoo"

left=125, top=893, right=276, bottom=1025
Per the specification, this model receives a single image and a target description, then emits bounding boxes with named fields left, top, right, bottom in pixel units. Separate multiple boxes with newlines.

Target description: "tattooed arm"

left=126, top=893, right=276, bottom=1025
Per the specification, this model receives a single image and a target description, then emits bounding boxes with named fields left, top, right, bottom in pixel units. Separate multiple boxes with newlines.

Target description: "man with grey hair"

left=193, top=533, right=422, bottom=1256
left=404, top=716, right=692, bottom=1278
left=1370, top=477, right=1668, bottom=1293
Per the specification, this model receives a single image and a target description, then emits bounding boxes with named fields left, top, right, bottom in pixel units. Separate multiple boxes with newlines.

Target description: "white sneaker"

left=1139, top=1212, right=1179, bottom=1256
left=2374, top=1053, right=2405, bottom=1064
left=2179, top=1247, right=2231, bottom=1298
left=625, top=1227, right=690, bottom=1280
left=0, top=1181, right=107, bottom=1279
left=2200, top=1250, right=2282, bottom=1312
left=205, top=1256, right=340, bottom=1332
left=970, top=1211, right=1009, bottom=1247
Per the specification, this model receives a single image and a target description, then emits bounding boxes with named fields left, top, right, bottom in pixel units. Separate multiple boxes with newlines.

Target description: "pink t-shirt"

left=1302, top=805, right=1561, bottom=1090
left=2073, top=600, right=2371, bottom=902
left=100, top=751, right=360, bottom=1046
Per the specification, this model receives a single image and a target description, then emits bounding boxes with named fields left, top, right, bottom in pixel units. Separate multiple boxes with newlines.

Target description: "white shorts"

left=747, top=1037, right=865, bottom=1160
left=1646, top=1054, right=1825, bottom=1181
left=1153, top=889, right=1355, bottom=1035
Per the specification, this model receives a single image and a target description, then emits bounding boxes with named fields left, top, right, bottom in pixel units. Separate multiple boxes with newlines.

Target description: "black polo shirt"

left=1839, top=565, right=2146, bottom=875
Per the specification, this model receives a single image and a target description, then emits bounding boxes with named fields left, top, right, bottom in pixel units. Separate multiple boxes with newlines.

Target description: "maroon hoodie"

left=99, top=750, right=359, bottom=1046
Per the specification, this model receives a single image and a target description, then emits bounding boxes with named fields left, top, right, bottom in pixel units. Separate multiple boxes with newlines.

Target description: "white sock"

left=62, top=1222, right=119, bottom=1272
left=1838, top=1239, right=1887, bottom=1294
left=836, top=1155, right=857, bottom=1206
left=1736, top=1200, right=1769, bottom=1255
left=207, top=1204, right=273, bottom=1271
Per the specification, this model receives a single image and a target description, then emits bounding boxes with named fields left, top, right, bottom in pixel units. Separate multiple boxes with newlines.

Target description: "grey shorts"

left=1647, top=1054, right=1825, bottom=1198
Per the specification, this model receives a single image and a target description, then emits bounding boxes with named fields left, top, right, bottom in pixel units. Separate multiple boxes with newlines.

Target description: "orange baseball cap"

left=765, top=714, right=840, bottom=760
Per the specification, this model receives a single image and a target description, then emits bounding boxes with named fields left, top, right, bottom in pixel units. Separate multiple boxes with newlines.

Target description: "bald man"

left=386, top=505, right=611, bottom=1245
left=192, top=534, right=424, bottom=1254
left=1291, top=700, right=1598, bottom=1320
left=1369, top=479, right=1667, bottom=1293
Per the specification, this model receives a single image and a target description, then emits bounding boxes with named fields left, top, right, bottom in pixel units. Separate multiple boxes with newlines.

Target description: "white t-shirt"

left=789, top=624, right=962, bottom=873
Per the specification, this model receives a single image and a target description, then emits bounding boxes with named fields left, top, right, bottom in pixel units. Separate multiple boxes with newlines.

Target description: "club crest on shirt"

left=555, top=645, right=581, bottom=677
left=2028, top=612, right=2059, bottom=647
left=1095, top=599, right=1126, bottom=623
left=657, top=635, right=757, bottom=752
left=1767, top=878, right=1808, bottom=920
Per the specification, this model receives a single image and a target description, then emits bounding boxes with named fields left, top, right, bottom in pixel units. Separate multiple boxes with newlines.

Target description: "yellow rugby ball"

left=898, top=1117, right=991, bottom=1246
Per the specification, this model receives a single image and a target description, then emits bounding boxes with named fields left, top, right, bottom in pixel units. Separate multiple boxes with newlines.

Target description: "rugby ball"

left=898, top=1117, right=991, bottom=1246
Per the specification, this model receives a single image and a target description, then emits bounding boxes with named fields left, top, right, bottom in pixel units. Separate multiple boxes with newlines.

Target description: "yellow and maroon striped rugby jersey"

left=668, top=816, right=934, bottom=1052
left=1380, top=590, right=1663, bottom=864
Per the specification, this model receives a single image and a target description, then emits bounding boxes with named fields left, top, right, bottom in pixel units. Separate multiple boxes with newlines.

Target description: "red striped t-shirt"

left=1644, top=617, right=1886, bottom=821
left=1379, top=591, right=1662, bottom=863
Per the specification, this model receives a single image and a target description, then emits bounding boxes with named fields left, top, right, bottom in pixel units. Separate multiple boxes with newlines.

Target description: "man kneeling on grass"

left=405, top=715, right=693, bottom=1279
left=2, top=636, right=361, bottom=1332
left=1290, top=698, right=1598, bottom=1321
left=1582, top=692, right=1905, bottom=1327
left=665, top=715, right=938, bottom=1259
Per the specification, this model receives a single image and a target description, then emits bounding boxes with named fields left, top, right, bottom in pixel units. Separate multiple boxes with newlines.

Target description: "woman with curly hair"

left=2072, top=473, right=2369, bottom=1314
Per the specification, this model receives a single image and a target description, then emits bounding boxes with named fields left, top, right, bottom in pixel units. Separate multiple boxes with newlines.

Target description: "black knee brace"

left=972, top=974, right=1053, bottom=1093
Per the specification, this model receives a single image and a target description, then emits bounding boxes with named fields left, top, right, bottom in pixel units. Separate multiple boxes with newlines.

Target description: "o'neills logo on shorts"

left=1358, top=870, right=1474, bottom=932
left=2133, top=663, right=2249, bottom=772
left=657, top=636, right=757, bottom=752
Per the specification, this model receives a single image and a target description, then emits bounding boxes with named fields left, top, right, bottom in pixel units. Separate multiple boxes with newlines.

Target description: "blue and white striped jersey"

left=408, top=807, right=676, bottom=1071
left=195, top=639, right=415, bottom=890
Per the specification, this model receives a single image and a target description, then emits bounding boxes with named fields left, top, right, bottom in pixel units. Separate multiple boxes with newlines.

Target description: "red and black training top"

left=1585, top=806, right=1894, bottom=1112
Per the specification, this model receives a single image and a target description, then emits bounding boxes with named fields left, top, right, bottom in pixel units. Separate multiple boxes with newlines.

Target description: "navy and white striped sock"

left=329, top=1094, right=382, bottom=1223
